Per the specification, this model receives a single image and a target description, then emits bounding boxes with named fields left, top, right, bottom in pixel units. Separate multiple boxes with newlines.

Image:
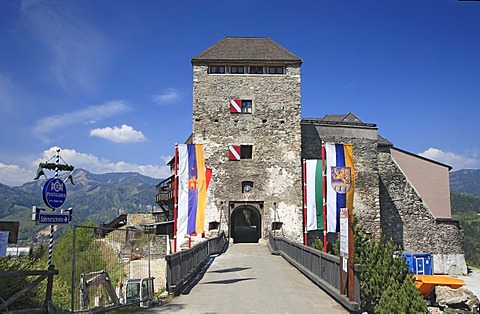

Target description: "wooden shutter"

left=230, top=99, right=242, bottom=113
left=228, top=145, right=241, bottom=160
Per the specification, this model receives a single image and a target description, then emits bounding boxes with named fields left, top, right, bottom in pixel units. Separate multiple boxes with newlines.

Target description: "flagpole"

left=173, top=144, right=179, bottom=253
left=322, top=142, right=327, bottom=252
left=302, top=159, right=308, bottom=246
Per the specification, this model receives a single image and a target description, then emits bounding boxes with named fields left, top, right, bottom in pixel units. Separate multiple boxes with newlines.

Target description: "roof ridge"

left=264, top=38, right=301, bottom=61
left=192, top=37, right=229, bottom=60
left=191, top=37, right=302, bottom=62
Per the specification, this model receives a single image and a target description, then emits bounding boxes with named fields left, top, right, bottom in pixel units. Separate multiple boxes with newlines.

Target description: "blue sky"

left=0, top=0, right=479, bottom=186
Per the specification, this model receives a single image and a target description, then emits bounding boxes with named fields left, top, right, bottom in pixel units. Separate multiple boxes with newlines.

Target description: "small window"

left=229, top=145, right=253, bottom=160
left=240, top=145, right=252, bottom=159
left=230, top=66, right=244, bottom=74
left=230, top=99, right=252, bottom=114
left=241, top=100, right=252, bottom=113
left=268, top=66, right=284, bottom=74
left=249, top=66, right=264, bottom=74
left=210, top=65, right=225, bottom=74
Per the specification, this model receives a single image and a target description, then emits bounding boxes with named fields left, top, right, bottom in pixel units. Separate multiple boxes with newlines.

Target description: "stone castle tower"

left=190, top=37, right=304, bottom=242
left=184, top=37, right=465, bottom=274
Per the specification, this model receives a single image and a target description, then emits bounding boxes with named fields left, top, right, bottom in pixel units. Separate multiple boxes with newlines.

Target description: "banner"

left=176, top=144, right=210, bottom=251
left=305, top=159, right=324, bottom=230
left=326, top=143, right=354, bottom=233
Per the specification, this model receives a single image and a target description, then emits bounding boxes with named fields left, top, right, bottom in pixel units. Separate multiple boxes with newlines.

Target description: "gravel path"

left=454, top=266, right=480, bottom=298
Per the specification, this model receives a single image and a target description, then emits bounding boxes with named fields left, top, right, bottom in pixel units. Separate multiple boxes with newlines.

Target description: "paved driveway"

left=137, top=243, right=348, bottom=314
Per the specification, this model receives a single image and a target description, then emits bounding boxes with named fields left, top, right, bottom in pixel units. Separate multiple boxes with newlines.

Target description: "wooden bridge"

left=156, top=232, right=361, bottom=313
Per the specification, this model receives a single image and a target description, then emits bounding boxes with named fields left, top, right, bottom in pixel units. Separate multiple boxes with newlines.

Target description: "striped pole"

left=47, top=148, right=60, bottom=267
left=302, top=159, right=308, bottom=245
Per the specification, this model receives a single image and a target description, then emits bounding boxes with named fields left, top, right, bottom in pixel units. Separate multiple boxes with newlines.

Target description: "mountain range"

left=0, top=169, right=160, bottom=242
left=450, top=169, right=480, bottom=198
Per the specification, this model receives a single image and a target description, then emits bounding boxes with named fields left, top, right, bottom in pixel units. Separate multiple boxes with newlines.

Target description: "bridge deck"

left=141, top=243, right=348, bottom=313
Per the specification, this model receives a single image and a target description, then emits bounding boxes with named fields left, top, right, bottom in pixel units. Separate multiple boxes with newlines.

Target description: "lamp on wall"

left=272, top=202, right=283, bottom=234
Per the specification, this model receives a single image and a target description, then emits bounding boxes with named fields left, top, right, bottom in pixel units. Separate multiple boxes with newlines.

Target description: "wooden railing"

left=165, top=232, right=228, bottom=295
left=0, top=265, right=58, bottom=313
left=267, top=232, right=361, bottom=312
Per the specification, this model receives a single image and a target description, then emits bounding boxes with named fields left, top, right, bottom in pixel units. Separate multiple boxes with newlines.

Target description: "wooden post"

left=44, top=264, right=55, bottom=312
left=348, top=207, right=355, bottom=301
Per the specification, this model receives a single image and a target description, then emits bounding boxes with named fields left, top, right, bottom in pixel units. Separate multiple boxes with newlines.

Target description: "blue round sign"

left=42, top=178, right=67, bottom=209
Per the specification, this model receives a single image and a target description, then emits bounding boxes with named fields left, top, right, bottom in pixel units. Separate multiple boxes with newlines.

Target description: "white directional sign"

left=339, top=207, right=349, bottom=258
left=37, top=213, right=70, bottom=224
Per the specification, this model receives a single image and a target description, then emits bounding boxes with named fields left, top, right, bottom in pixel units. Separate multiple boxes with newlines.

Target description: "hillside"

left=450, top=169, right=480, bottom=198
left=450, top=169, right=480, bottom=266
left=0, top=169, right=160, bottom=242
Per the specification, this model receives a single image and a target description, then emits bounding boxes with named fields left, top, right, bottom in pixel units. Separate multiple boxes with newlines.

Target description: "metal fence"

left=165, top=232, right=228, bottom=294
left=70, top=225, right=168, bottom=312
left=267, top=231, right=361, bottom=312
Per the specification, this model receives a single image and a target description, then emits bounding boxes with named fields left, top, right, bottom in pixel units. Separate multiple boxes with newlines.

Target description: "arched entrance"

left=230, top=206, right=261, bottom=243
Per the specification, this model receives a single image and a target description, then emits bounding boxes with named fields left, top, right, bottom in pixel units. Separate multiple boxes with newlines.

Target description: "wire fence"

left=71, top=225, right=168, bottom=312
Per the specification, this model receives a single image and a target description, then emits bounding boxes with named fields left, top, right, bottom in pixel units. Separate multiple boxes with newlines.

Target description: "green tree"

left=0, top=247, right=47, bottom=311
left=375, top=276, right=427, bottom=314
left=353, top=224, right=427, bottom=313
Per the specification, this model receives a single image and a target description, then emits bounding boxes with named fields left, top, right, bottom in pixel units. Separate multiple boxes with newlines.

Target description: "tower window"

left=249, top=66, right=264, bottom=74
left=230, top=66, right=245, bottom=74
left=230, top=99, right=252, bottom=114
left=209, top=65, right=225, bottom=74
left=229, top=145, right=253, bottom=161
left=241, top=100, right=252, bottom=113
left=268, top=66, right=284, bottom=74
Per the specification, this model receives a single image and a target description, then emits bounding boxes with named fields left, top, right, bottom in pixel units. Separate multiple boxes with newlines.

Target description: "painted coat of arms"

left=331, top=166, right=352, bottom=194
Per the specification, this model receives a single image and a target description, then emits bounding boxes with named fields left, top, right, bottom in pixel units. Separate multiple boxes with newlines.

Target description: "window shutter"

left=230, top=99, right=242, bottom=113
left=228, top=145, right=241, bottom=161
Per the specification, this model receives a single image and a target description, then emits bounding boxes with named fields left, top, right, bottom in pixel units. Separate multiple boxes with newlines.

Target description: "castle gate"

left=230, top=205, right=261, bottom=243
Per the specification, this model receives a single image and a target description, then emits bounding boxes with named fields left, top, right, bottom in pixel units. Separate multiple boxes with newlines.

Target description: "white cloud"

left=419, top=148, right=480, bottom=170
left=32, top=147, right=170, bottom=180
left=0, top=162, right=35, bottom=187
left=90, top=124, right=147, bottom=143
left=32, top=101, right=131, bottom=141
left=20, top=0, right=110, bottom=94
left=153, top=88, right=180, bottom=105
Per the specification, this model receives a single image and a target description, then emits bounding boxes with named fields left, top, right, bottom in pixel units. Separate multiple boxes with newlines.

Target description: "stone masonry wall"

left=378, top=147, right=466, bottom=273
left=192, top=64, right=303, bottom=242
left=301, top=123, right=381, bottom=235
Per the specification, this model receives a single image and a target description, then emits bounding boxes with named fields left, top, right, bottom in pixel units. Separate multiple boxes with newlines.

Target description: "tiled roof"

left=322, top=113, right=363, bottom=123
left=378, top=135, right=393, bottom=147
left=191, top=37, right=302, bottom=63
left=301, top=112, right=376, bottom=128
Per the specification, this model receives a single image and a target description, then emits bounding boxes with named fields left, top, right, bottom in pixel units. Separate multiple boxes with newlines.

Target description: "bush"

left=375, top=276, right=427, bottom=314
left=353, top=224, right=427, bottom=313
left=0, top=248, right=47, bottom=311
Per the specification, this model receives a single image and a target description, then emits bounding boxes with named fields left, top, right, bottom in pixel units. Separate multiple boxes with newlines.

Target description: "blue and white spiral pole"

left=47, top=148, right=60, bottom=267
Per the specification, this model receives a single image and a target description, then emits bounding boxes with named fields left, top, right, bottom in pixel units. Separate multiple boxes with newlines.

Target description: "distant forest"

left=451, top=192, right=480, bottom=267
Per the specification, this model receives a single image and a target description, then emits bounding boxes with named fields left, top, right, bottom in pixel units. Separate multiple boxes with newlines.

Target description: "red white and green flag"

left=305, top=159, right=324, bottom=231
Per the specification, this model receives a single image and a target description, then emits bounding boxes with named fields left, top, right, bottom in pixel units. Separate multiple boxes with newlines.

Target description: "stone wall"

left=301, top=123, right=381, bottom=235
left=378, top=147, right=466, bottom=274
left=127, top=213, right=156, bottom=226
left=192, top=64, right=303, bottom=241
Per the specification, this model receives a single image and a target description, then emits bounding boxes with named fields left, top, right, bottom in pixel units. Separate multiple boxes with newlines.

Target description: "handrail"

left=165, top=232, right=228, bottom=294
left=267, top=231, right=361, bottom=312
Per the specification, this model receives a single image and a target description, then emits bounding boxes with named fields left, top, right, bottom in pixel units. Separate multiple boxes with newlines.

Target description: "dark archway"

left=230, top=206, right=261, bottom=243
